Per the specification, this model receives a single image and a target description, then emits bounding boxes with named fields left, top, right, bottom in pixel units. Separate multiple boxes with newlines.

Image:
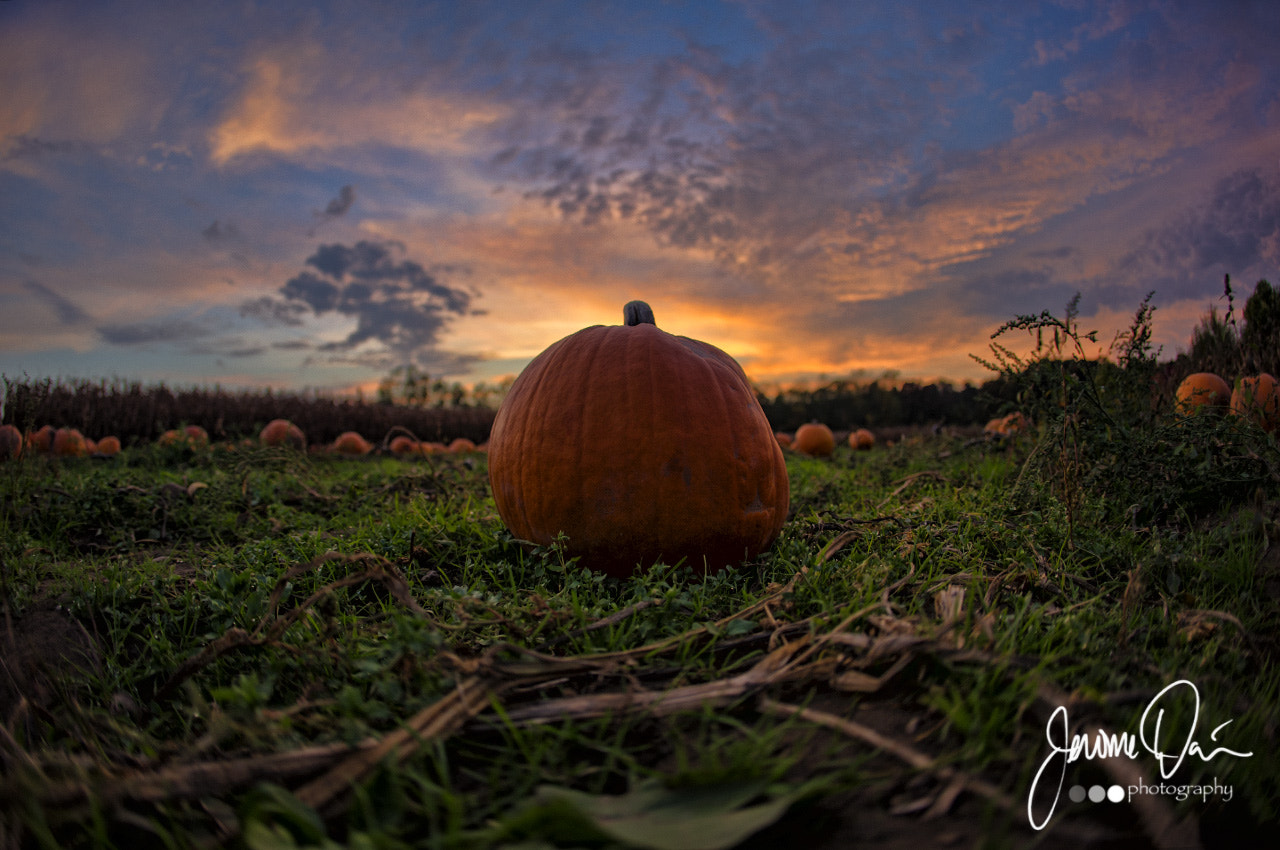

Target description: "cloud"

left=201, top=220, right=241, bottom=243
left=97, top=319, right=213, bottom=346
left=1116, top=167, right=1280, bottom=301
left=23, top=280, right=92, bottom=325
left=208, top=44, right=507, bottom=166
left=245, top=239, right=476, bottom=366
left=320, top=185, right=355, bottom=218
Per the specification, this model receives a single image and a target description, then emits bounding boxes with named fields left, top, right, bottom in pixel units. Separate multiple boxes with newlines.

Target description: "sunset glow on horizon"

left=3, top=0, right=1279, bottom=396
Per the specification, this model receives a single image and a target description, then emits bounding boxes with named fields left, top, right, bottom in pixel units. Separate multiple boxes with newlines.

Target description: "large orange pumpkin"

left=1230, top=374, right=1280, bottom=432
left=1175, top=372, right=1231, bottom=415
left=487, top=301, right=789, bottom=578
left=792, top=423, right=835, bottom=457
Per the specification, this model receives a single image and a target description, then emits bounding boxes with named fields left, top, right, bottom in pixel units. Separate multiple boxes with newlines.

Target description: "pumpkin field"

left=2, top=294, right=1280, bottom=849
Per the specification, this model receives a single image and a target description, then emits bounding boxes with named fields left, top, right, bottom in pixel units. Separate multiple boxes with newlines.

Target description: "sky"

left=2, top=0, right=1279, bottom=396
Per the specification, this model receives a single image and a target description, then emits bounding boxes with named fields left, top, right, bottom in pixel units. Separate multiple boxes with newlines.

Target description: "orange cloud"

left=209, top=43, right=508, bottom=166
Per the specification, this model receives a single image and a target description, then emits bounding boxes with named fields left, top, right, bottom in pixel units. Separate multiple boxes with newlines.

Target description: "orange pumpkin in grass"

left=0, top=424, right=22, bottom=460
left=1175, top=372, right=1232, bottom=415
left=448, top=437, right=477, bottom=453
left=849, top=428, right=875, bottom=450
left=95, top=435, right=122, bottom=456
left=52, top=427, right=88, bottom=457
left=389, top=435, right=419, bottom=455
left=332, top=431, right=373, bottom=455
left=260, top=418, right=306, bottom=449
left=487, top=301, right=789, bottom=578
left=27, top=425, right=54, bottom=454
left=774, top=431, right=793, bottom=449
left=1230, top=374, right=1280, bottom=432
left=792, top=422, right=835, bottom=457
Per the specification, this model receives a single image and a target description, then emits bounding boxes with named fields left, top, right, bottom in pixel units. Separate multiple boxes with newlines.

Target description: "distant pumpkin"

left=792, top=422, right=835, bottom=457
left=332, top=431, right=373, bottom=455
left=184, top=425, right=210, bottom=447
left=1175, top=372, right=1231, bottom=415
left=775, top=431, right=793, bottom=449
left=389, top=435, right=420, bottom=455
left=487, top=300, right=789, bottom=577
left=0, top=424, right=22, bottom=460
left=27, top=425, right=54, bottom=454
left=999, top=411, right=1030, bottom=435
left=95, top=435, right=122, bottom=456
left=448, top=437, right=477, bottom=453
left=1230, top=374, right=1280, bottom=432
left=52, top=427, right=88, bottom=457
left=849, top=428, right=875, bottom=450
left=260, top=418, right=306, bottom=449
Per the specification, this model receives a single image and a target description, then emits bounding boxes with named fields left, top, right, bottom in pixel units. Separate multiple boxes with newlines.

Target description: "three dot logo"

left=1069, top=784, right=1125, bottom=804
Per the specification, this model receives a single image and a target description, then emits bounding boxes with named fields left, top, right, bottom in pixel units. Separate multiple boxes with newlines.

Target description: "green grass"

left=1, top=429, right=1278, bottom=849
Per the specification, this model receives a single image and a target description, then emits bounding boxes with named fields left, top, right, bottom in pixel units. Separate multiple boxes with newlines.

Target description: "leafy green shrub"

left=976, top=291, right=1277, bottom=534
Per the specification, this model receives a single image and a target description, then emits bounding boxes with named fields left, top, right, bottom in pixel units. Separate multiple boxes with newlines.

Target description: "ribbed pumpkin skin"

left=488, top=319, right=789, bottom=578
left=1230, top=374, right=1280, bottom=432
left=1175, top=372, right=1231, bottom=414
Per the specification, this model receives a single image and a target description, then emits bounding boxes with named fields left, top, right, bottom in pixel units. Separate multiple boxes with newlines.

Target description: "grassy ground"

left=1, top=422, right=1277, bottom=849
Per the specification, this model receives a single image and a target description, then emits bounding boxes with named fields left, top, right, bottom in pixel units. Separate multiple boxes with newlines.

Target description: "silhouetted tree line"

left=756, top=377, right=1017, bottom=433
left=0, top=378, right=494, bottom=447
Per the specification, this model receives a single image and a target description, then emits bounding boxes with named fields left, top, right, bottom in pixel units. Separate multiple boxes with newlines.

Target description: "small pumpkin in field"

left=389, top=435, right=423, bottom=455
left=1230, top=374, right=1280, bottom=432
left=52, top=427, right=88, bottom=457
left=792, top=423, right=835, bottom=457
left=260, top=418, right=306, bottom=449
left=27, top=425, right=54, bottom=454
left=1175, top=372, right=1231, bottom=415
left=999, top=411, right=1030, bottom=435
left=774, top=431, right=793, bottom=449
left=95, top=435, right=122, bottom=456
left=184, top=425, right=210, bottom=447
left=448, top=437, right=477, bottom=453
left=487, top=301, right=789, bottom=578
left=332, top=431, right=373, bottom=455
left=0, top=424, right=22, bottom=460
left=849, top=428, right=875, bottom=450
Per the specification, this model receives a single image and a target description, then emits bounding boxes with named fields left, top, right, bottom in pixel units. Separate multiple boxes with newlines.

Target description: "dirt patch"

left=1, top=606, right=101, bottom=718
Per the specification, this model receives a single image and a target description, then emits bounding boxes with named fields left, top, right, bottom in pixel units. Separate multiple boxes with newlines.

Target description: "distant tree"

left=374, top=364, right=509, bottom=409
left=1241, top=278, right=1280, bottom=375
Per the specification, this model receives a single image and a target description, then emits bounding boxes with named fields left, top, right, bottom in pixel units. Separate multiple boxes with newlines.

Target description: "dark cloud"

left=201, top=220, right=240, bottom=242
left=244, top=239, right=475, bottom=366
left=309, top=185, right=356, bottom=235
left=97, top=319, right=212, bottom=345
left=487, top=3, right=980, bottom=268
left=239, top=296, right=308, bottom=326
left=1116, top=168, right=1280, bottom=303
left=1, top=135, right=86, bottom=162
left=322, top=185, right=356, bottom=218
left=24, top=280, right=91, bottom=325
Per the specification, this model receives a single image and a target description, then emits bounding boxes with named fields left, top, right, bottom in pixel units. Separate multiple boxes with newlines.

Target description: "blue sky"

left=2, top=0, right=1278, bottom=394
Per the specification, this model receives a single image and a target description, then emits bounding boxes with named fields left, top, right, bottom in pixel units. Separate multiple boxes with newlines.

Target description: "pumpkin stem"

left=623, top=301, right=656, bottom=326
